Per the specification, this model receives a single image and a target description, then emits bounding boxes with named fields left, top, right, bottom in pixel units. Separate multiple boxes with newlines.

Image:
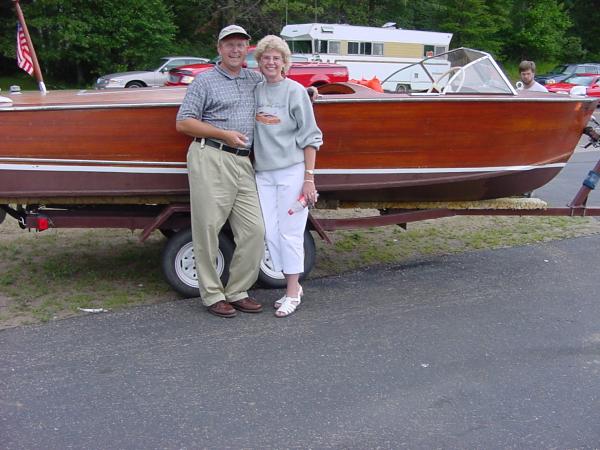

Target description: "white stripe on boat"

left=0, top=162, right=565, bottom=175
left=317, top=163, right=565, bottom=174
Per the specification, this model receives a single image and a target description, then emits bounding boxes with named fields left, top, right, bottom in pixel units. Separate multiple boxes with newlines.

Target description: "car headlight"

left=181, top=76, right=195, bottom=84
left=546, top=79, right=556, bottom=85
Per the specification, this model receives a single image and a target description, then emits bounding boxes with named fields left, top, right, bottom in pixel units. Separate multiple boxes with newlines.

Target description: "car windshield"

left=146, top=57, right=169, bottom=71
left=564, top=75, right=596, bottom=86
left=550, top=64, right=574, bottom=75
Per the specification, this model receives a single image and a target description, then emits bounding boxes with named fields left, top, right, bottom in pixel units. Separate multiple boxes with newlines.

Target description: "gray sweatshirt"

left=253, top=78, right=323, bottom=171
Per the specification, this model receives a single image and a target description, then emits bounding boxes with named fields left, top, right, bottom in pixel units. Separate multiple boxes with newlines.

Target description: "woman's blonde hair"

left=254, top=35, right=292, bottom=74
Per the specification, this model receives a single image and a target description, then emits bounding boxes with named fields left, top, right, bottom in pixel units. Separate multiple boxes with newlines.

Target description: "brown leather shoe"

left=230, top=297, right=263, bottom=313
left=207, top=300, right=237, bottom=318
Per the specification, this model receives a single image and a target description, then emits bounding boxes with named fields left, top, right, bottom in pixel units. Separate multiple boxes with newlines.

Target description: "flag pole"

left=12, top=0, right=46, bottom=94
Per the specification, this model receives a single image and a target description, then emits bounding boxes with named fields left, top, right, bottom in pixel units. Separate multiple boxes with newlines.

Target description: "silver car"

left=95, top=56, right=209, bottom=89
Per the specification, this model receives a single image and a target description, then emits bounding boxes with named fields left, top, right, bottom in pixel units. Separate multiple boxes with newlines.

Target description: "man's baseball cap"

left=218, top=25, right=251, bottom=42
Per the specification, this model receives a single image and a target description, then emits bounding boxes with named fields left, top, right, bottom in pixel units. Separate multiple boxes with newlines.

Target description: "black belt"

left=195, top=138, right=251, bottom=157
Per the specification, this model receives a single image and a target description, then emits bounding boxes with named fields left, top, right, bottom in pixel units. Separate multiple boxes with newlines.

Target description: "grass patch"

left=500, top=60, right=559, bottom=85
left=0, top=72, right=81, bottom=93
left=0, top=73, right=38, bottom=92
left=1, top=213, right=599, bottom=328
left=311, top=215, right=600, bottom=279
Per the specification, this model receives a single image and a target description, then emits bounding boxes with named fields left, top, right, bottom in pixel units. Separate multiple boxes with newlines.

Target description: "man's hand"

left=307, top=86, right=318, bottom=102
left=221, top=130, right=248, bottom=148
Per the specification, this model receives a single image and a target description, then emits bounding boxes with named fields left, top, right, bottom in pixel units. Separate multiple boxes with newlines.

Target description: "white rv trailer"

left=280, top=23, right=453, bottom=92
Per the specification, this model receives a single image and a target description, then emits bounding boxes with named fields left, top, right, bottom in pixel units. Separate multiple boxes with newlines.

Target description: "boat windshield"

left=383, top=47, right=516, bottom=95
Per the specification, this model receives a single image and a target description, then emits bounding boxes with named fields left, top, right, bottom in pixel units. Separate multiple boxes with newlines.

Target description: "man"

left=176, top=25, right=265, bottom=318
left=517, top=60, right=548, bottom=93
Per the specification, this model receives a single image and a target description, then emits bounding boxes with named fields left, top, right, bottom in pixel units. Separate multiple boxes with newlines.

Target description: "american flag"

left=16, top=22, right=33, bottom=76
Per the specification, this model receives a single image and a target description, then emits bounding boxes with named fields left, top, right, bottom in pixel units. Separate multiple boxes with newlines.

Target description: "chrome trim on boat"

left=0, top=102, right=182, bottom=112
left=2, top=95, right=593, bottom=112
left=0, top=157, right=186, bottom=166
left=315, top=96, right=595, bottom=104
left=0, top=163, right=188, bottom=174
left=316, top=164, right=566, bottom=174
left=0, top=162, right=565, bottom=175
left=75, top=87, right=187, bottom=96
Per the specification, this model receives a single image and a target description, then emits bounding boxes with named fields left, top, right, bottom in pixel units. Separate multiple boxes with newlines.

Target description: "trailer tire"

left=161, top=228, right=234, bottom=298
left=257, top=229, right=316, bottom=288
left=159, top=228, right=179, bottom=238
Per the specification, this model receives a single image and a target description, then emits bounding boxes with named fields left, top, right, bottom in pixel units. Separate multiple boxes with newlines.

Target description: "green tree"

left=437, top=0, right=507, bottom=56
left=565, top=0, right=599, bottom=60
left=1, top=0, right=177, bottom=85
left=506, top=0, right=571, bottom=61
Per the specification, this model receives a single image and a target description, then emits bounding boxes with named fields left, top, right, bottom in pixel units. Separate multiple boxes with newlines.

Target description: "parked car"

left=546, top=73, right=600, bottom=98
left=95, top=56, right=210, bottom=89
left=535, top=63, right=600, bottom=86
left=165, top=47, right=348, bottom=88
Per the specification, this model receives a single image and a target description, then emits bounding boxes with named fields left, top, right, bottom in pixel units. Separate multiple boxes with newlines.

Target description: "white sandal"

left=274, top=285, right=303, bottom=309
left=275, top=296, right=301, bottom=318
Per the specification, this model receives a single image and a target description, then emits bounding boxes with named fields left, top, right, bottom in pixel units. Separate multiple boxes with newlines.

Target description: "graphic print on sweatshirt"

left=255, top=104, right=282, bottom=125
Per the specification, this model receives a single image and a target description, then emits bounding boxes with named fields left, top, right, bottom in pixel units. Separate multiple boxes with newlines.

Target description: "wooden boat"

left=0, top=48, right=597, bottom=205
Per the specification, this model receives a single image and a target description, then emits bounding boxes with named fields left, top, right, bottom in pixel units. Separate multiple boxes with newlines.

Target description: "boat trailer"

left=2, top=128, right=600, bottom=297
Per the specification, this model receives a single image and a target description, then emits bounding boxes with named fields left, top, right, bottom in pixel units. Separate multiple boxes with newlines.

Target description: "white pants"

left=256, top=162, right=307, bottom=275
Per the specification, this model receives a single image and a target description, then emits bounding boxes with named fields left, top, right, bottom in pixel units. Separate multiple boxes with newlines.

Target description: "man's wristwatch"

left=305, top=169, right=314, bottom=175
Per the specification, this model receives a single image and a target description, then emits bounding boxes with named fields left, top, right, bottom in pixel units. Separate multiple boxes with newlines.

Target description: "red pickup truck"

left=166, top=47, right=348, bottom=87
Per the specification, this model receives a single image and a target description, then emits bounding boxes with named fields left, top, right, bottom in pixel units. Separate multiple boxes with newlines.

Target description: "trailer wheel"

left=159, top=228, right=179, bottom=238
left=161, top=228, right=234, bottom=298
left=257, top=229, right=316, bottom=288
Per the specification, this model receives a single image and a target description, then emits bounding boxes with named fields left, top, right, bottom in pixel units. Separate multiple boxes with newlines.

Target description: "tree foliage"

left=0, top=0, right=596, bottom=86
left=506, top=0, right=572, bottom=61
left=1, top=0, right=177, bottom=83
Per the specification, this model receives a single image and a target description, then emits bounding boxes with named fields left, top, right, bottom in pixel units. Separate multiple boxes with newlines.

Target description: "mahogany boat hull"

left=0, top=87, right=596, bottom=204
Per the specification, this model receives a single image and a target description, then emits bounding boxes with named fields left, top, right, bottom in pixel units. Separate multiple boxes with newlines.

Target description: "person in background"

left=175, top=25, right=265, bottom=318
left=252, top=35, right=323, bottom=318
left=517, top=60, right=548, bottom=92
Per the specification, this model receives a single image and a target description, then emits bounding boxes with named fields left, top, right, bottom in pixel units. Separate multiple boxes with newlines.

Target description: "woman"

left=253, top=35, right=323, bottom=318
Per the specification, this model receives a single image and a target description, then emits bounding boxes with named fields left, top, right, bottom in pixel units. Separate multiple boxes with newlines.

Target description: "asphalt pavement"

left=534, top=138, right=600, bottom=207
left=2, top=137, right=600, bottom=448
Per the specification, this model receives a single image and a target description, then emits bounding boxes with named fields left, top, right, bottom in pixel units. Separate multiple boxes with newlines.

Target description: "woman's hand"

left=303, top=179, right=318, bottom=206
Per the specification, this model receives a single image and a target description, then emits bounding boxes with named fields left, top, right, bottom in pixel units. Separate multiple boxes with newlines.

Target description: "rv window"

left=318, top=40, right=328, bottom=53
left=329, top=41, right=340, bottom=54
left=435, top=46, right=446, bottom=56
left=348, top=42, right=378, bottom=56
left=286, top=40, right=312, bottom=54
left=424, top=45, right=435, bottom=57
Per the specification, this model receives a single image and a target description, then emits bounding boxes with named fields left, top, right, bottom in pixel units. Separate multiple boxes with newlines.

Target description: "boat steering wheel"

left=427, top=66, right=466, bottom=94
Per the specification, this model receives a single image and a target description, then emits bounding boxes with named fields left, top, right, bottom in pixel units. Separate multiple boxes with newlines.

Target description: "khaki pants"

left=187, top=141, right=265, bottom=306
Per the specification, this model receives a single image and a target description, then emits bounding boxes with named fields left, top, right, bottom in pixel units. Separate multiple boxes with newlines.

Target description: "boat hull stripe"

left=0, top=162, right=565, bottom=175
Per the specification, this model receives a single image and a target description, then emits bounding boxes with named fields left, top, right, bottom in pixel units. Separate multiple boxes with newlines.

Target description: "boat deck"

left=0, top=87, right=187, bottom=108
